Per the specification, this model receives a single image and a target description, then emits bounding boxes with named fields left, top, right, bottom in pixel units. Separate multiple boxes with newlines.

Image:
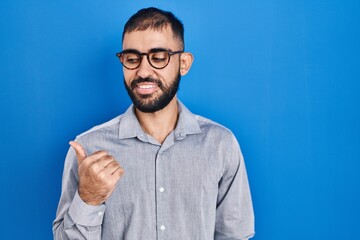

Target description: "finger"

left=96, top=155, right=116, bottom=169
left=69, top=141, right=87, bottom=165
left=79, top=152, right=109, bottom=175
left=101, top=160, right=119, bottom=174
left=101, top=161, right=124, bottom=176
left=87, top=151, right=109, bottom=164
left=112, top=166, right=125, bottom=178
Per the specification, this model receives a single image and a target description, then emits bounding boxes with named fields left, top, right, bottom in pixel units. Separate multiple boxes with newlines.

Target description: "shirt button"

left=98, top=211, right=103, bottom=216
left=159, top=187, right=165, bottom=192
left=160, top=225, right=166, bottom=231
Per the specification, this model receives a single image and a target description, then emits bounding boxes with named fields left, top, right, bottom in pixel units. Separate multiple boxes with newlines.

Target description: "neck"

left=135, top=97, right=179, bottom=144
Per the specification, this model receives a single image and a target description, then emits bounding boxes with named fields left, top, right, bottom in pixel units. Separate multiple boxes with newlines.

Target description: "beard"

left=124, top=72, right=181, bottom=113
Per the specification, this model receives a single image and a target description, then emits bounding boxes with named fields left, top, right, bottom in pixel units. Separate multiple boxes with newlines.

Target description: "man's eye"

left=126, top=57, right=140, bottom=63
left=151, top=57, right=166, bottom=62
left=151, top=52, right=167, bottom=62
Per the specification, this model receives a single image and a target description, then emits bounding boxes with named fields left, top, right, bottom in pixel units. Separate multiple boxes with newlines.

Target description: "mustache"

left=130, top=77, right=164, bottom=90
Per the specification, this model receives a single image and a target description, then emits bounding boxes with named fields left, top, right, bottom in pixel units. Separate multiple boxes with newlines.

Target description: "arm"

left=214, top=135, right=255, bottom=240
left=53, top=141, right=124, bottom=239
left=53, top=146, right=104, bottom=240
left=53, top=191, right=106, bottom=240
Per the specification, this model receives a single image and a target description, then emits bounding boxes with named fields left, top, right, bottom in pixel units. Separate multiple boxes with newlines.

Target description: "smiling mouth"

left=134, top=82, right=158, bottom=95
left=137, top=84, right=155, bottom=89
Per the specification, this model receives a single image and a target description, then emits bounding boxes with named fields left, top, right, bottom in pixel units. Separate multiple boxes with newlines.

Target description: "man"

left=53, top=7, right=254, bottom=240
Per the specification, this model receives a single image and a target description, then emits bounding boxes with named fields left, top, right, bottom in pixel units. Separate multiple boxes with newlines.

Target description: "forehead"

left=122, top=26, right=181, bottom=51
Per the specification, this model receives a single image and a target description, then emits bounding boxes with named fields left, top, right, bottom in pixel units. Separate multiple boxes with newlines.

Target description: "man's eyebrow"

left=122, top=48, right=168, bottom=53
left=121, top=48, right=140, bottom=52
left=149, top=48, right=168, bottom=53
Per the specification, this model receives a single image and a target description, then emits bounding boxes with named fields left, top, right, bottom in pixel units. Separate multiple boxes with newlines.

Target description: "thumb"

left=69, top=141, right=87, bottom=165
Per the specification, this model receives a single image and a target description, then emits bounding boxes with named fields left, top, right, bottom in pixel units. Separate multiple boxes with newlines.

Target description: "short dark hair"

left=122, top=7, right=185, bottom=49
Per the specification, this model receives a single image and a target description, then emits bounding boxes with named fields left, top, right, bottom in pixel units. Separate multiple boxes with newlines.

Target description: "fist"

left=70, top=141, right=125, bottom=206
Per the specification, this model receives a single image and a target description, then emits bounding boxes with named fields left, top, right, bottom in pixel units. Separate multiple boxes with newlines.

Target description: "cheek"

left=123, top=70, right=135, bottom=82
left=162, top=63, right=180, bottom=81
left=123, top=69, right=131, bottom=78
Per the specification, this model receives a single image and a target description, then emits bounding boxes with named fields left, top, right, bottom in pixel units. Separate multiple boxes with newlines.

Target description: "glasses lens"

left=149, top=51, right=169, bottom=69
left=121, top=52, right=141, bottom=69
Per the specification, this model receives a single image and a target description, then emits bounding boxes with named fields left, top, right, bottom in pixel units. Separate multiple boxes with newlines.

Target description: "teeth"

left=138, top=85, right=154, bottom=89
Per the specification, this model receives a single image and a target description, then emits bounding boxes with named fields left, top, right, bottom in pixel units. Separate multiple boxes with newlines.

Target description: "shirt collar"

left=174, top=101, right=202, bottom=140
left=118, top=105, right=146, bottom=140
left=118, top=100, right=202, bottom=141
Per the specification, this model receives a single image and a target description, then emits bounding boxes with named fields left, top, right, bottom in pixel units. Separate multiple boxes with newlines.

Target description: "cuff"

left=68, top=191, right=106, bottom=227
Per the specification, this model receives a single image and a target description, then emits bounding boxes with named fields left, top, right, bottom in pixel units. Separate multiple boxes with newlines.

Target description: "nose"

left=136, top=55, right=154, bottom=78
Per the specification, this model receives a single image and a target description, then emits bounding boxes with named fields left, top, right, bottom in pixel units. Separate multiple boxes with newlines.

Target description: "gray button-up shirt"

left=53, top=101, right=255, bottom=239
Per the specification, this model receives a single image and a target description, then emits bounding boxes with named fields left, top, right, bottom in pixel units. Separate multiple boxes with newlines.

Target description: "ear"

left=179, top=52, right=194, bottom=76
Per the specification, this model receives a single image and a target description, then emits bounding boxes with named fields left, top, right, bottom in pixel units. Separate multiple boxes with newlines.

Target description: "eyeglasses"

left=116, top=48, right=183, bottom=70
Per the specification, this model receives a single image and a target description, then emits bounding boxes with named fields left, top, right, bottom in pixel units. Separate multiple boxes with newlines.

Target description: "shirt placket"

left=155, top=147, right=168, bottom=240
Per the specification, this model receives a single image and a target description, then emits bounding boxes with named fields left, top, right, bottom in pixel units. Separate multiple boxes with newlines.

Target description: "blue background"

left=1, top=0, right=359, bottom=239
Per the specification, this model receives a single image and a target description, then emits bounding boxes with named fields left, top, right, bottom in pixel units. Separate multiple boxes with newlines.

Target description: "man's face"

left=122, top=26, right=183, bottom=113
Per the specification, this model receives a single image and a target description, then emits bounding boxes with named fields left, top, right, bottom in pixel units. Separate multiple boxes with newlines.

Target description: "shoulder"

left=178, top=101, right=239, bottom=145
left=63, top=114, right=125, bottom=171
left=195, top=114, right=236, bottom=141
left=193, top=114, right=244, bottom=170
left=193, top=114, right=242, bottom=155
left=75, top=114, right=123, bottom=141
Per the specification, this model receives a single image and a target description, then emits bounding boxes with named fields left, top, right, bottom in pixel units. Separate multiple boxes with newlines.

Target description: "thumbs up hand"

left=69, top=141, right=125, bottom=206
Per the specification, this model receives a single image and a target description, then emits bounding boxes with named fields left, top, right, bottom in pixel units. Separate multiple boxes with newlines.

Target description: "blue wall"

left=1, top=0, right=359, bottom=239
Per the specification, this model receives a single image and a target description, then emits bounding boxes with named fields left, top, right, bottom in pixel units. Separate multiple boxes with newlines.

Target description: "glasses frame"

left=116, top=48, right=184, bottom=70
